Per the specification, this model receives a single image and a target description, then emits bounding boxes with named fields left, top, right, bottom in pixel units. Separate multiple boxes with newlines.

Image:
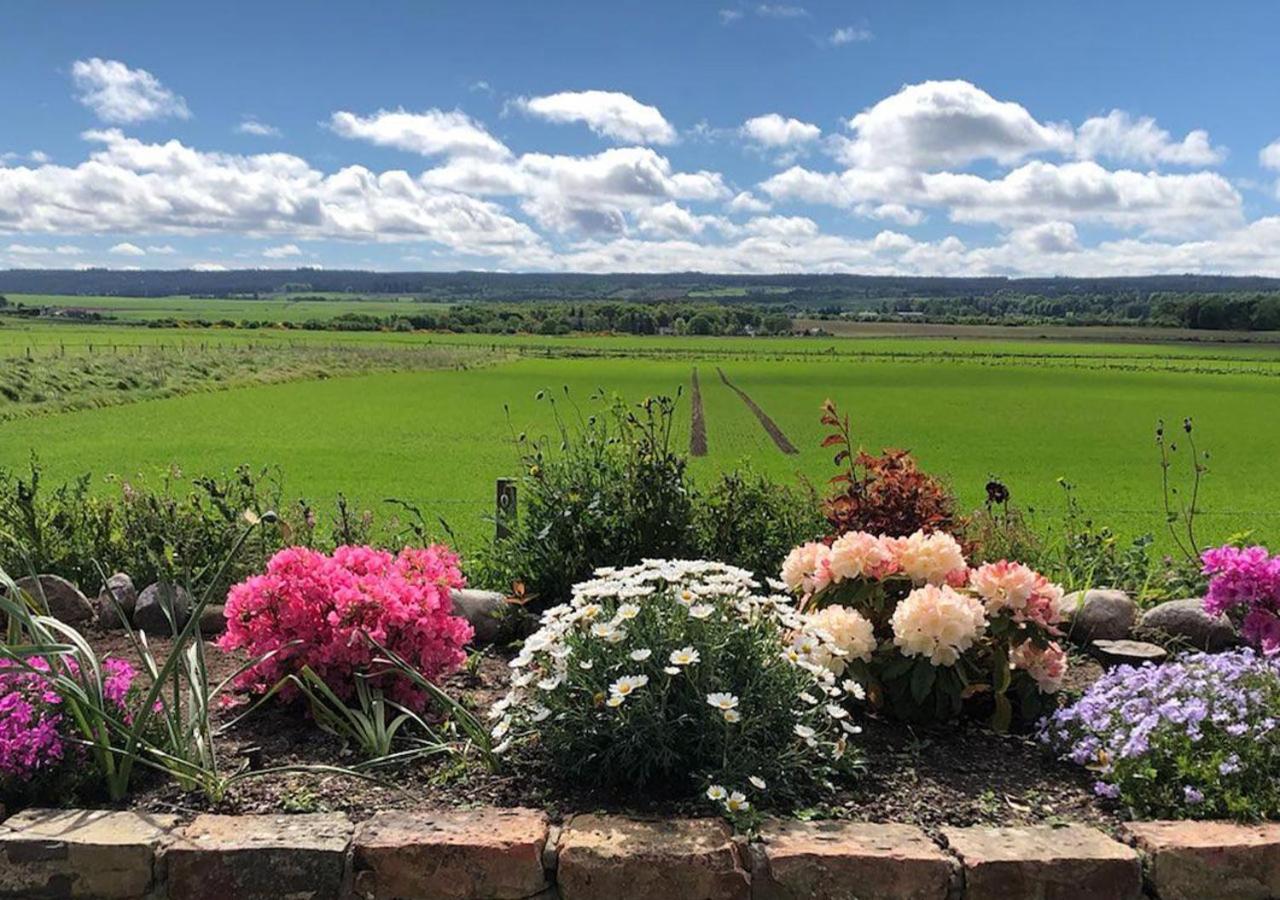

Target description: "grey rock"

left=1091, top=639, right=1168, bottom=668
left=133, top=583, right=193, bottom=634
left=14, top=574, right=94, bottom=624
left=450, top=588, right=509, bottom=644
left=1063, top=589, right=1138, bottom=643
left=96, top=573, right=138, bottom=630
left=198, top=603, right=228, bottom=636
left=1140, top=598, right=1237, bottom=651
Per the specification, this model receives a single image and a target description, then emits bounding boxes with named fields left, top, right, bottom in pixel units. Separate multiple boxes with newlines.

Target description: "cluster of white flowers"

left=493, top=558, right=862, bottom=804
left=799, top=606, right=876, bottom=676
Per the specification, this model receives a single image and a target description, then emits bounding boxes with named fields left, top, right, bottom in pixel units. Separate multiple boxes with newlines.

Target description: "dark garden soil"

left=689, top=367, right=708, bottom=457
left=716, top=367, right=799, bottom=455
left=60, top=631, right=1121, bottom=838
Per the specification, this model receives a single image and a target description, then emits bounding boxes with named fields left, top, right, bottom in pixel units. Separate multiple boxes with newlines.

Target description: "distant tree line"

left=811, top=291, right=1280, bottom=331
left=134, top=302, right=796, bottom=336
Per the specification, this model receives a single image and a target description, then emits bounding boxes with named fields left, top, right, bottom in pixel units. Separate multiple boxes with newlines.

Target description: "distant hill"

left=3, top=269, right=1280, bottom=303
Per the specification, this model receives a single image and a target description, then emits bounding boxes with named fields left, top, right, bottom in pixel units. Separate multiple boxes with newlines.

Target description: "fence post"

left=495, top=478, right=517, bottom=541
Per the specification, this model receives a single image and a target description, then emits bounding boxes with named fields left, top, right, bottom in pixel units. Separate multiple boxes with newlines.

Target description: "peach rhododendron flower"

left=890, top=584, right=987, bottom=666
left=897, top=530, right=968, bottom=586
left=803, top=605, right=876, bottom=674
left=827, top=531, right=900, bottom=582
left=969, top=560, right=1040, bottom=614
left=1011, top=640, right=1067, bottom=693
left=218, top=544, right=472, bottom=711
left=781, top=542, right=833, bottom=594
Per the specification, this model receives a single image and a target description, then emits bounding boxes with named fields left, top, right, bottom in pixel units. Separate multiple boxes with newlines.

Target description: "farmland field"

left=3, top=316, right=1279, bottom=556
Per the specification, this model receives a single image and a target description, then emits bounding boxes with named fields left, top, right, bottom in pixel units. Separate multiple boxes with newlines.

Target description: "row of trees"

left=825, top=291, right=1280, bottom=330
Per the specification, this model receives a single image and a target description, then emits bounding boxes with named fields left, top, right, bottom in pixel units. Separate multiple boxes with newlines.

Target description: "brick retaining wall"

left=0, top=806, right=1273, bottom=899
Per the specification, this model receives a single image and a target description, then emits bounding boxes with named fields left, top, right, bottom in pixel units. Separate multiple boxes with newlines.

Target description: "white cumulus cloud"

left=71, top=58, right=190, bottom=124
left=237, top=119, right=282, bottom=137
left=742, top=114, right=821, bottom=148
left=262, top=243, right=302, bottom=258
left=1074, top=110, right=1224, bottom=166
left=828, top=27, right=873, bottom=46
left=329, top=108, right=510, bottom=159
left=516, top=90, right=677, bottom=145
left=840, top=79, right=1073, bottom=170
left=109, top=241, right=146, bottom=256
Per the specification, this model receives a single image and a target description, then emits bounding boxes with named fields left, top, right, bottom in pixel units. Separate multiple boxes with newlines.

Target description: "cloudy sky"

left=2, top=0, right=1279, bottom=276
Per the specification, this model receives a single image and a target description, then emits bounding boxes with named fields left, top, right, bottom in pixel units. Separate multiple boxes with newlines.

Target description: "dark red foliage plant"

left=819, top=399, right=960, bottom=539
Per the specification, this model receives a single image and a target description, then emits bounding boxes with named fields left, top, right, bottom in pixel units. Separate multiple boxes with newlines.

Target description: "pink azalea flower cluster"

left=1201, top=545, right=1280, bottom=654
left=0, top=657, right=142, bottom=786
left=218, top=545, right=473, bottom=710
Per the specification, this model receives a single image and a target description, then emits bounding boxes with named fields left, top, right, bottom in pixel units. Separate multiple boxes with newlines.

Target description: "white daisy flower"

left=609, top=674, right=650, bottom=700
left=799, top=692, right=818, bottom=705
left=842, top=679, right=866, bottom=700
left=840, top=721, right=863, bottom=735
left=706, top=692, right=739, bottom=711
left=794, top=724, right=815, bottom=739
left=725, top=791, right=750, bottom=812
left=511, top=672, right=535, bottom=688
left=748, top=776, right=767, bottom=790
left=706, top=784, right=727, bottom=801
left=630, top=648, right=652, bottom=662
left=537, top=675, right=563, bottom=691
left=826, top=705, right=849, bottom=719
left=614, top=603, right=641, bottom=621
left=669, top=646, right=700, bottom=666
left=491, top=716, right=512, bottom=740
left=606, top=696, right=624, bottom=707
left=688, top=604, right=714, bottom=619
left=663, top=666, right=681, bottom=675
left=723, top=709, right=741, bottom=723
left=531, top=706, right=552, bottom=723
left=579, top=660, right=594, bottom=670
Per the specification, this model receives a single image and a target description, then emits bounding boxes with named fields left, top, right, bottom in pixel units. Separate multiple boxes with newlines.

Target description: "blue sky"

left=2, top=0, right=1279, bottom=275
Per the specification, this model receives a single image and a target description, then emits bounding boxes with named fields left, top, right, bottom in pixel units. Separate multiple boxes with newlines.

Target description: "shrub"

left=0, top=458, right=116, bottom=589
left=219, top=545, right=473, bottom=711
left=480, top=390, right=697, bottom=604
left=692, top=467, right=825, bottom=578
left=493, top=560, right=859, bottom=814
left=818, top=401, right=959, bottom=539
left=1042, top=651, right=1280, bottom=819
left=781, top=530, right=1066, bottom=727
left=1201, top=544, right=1280, bottom=652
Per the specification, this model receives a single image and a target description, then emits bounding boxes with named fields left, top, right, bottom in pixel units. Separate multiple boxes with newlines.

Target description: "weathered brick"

left=557, top=815, right=749, bottom=900
left=0, top=808, right=177, bottom=899
left=752, top=820, right=953, bottom=900
left=166, top=812, right=352, bottom=900
left=942, top=825, right=1140, bottom=900
left=1125, top=820, right=1280, bottom=900
left=353, top=808, right=549, bottom=899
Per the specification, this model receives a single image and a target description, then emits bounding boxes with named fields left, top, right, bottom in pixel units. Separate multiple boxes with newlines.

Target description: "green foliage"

left=693, top=466, right=824, bottom=578
left=479, top=389, right=697, bottom=604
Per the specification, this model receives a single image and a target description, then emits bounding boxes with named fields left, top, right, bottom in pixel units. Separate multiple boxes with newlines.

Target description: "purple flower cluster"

left=0, top=659, right=65, bottom=782
left=1042, top=650, right=1280, bottom=818
left=1201, top=545, right=1280, bottom=653
left=0, top=656, right=143, bottom=789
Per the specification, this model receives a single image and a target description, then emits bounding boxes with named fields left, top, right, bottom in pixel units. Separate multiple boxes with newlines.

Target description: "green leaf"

left=910, top=659, right=938, bottom=704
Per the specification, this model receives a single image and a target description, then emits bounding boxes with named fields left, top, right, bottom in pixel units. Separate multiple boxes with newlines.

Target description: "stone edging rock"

left=0, top=806, right=1275, bottom=899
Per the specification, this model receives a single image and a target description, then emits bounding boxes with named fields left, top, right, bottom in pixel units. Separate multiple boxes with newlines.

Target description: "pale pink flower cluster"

left=970, top=560, right=1064, bottom=630
left=1010, top=640, right=1068, bottom=693
left=219, top=544, right=473, bottom=711
left=827, top=531, right=901, bottom=582
left=896, top=530, right=968, bottom=587
left=890, top=584, right=987, bottom=666
left=782, top=530, right=969, bottom=597
left=802, top=606, right=876, bottom=675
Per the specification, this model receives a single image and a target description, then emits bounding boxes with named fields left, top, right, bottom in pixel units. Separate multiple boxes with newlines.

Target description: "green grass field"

left=3, top=319, right=1278, bottom=556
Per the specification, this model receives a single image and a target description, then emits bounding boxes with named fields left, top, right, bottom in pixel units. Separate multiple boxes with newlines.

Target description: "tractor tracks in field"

left=715, top=367, right=799, bottom=455
left=689, top=367, right=708, bottom=457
